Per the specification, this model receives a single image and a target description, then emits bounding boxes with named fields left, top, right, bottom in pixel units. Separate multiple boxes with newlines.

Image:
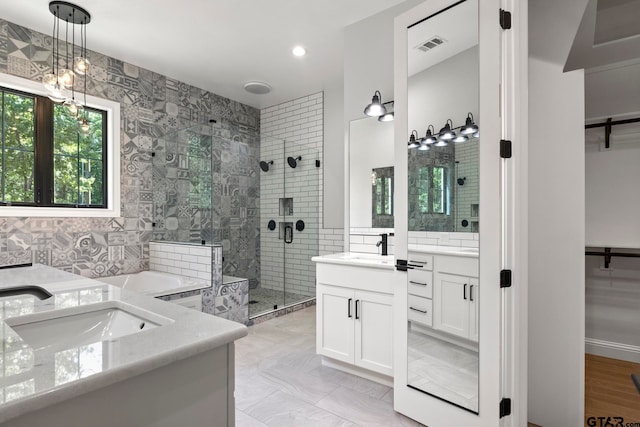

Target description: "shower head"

left=287, top=156, right=302, bottom=169
left=259, top=160, right=274, bottom=172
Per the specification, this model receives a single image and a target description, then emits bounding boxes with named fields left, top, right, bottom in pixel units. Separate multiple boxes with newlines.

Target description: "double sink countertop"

left=0, top=264, right=247, bottom=423
left=312, top=245, right=479, bottom=269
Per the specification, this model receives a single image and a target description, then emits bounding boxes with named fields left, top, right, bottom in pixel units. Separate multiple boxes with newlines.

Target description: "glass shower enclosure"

left=152, top=124, right=319, bottom=319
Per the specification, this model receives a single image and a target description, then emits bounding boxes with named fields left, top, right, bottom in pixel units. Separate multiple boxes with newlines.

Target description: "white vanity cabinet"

left=432, top=255, right=479, bottom=342
left=313, top=255, right=394, bottom=380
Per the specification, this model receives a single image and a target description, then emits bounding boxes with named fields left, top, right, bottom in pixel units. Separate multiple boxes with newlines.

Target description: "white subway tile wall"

left=319, top=228, right=345, bottom=255
left=149, top=242, right=213, bottom=285
left=348, top=228, right=479, bottom=254
left=260, top=93, right=324, bottom=298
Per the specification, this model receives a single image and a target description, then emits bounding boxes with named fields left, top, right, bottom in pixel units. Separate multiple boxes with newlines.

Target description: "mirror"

left=406, top=0, right=480, bottom=414
left=372, top=166, right=394, bottom=227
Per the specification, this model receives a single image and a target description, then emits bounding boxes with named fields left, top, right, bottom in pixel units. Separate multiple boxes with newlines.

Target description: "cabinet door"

left=354, top=290, right=393, bottom=376
left=468, top=279, right=479, bottom=342
left=316, top=284, right=354, bottom=364
left=433, top=273, right=470, bottom=339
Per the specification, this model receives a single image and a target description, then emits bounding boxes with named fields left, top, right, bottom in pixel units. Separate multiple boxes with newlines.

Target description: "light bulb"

left=64, top=99, right=83, bottom=116
left=417, top=142, right=431, bottom=151
left=47, top=83, right=66, bottom=103
left=43, top=73, right=58, bottom=92
left=74, top=57, right=91, bottom=75
left=58, top=68, right=75, bottom=88
left=79, top=118, right=90, bottom=134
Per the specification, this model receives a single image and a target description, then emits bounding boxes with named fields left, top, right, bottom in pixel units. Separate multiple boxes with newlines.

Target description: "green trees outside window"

left=418, top=166, right=447, bottom=214
left=0, top=87, right=106, bottom=208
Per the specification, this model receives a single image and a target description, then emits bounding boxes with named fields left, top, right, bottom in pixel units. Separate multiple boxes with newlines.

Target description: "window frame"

left=0, top=72, right=120, bottom=218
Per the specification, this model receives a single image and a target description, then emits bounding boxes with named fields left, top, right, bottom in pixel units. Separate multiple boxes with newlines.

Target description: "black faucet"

left=377, top=233, right=388, bottom=256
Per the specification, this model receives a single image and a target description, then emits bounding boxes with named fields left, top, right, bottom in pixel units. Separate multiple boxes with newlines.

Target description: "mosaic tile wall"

left=0, top=18, right=261, bottom=279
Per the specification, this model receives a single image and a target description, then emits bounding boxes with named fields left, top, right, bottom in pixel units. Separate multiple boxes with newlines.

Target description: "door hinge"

left=500, top=9, right=512, bottom=30
left=500, top=139, right=512, bottom=158
left=500, top=270, right=512, bottom=288
left=500, top=398, right=512, bottom=418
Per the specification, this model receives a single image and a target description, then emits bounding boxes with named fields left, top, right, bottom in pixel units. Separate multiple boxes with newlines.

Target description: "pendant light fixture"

left=44, top=1, right=91, bottom=124
left=364, top=90, right=387, bottom=117
left=407, top=130, right=420, bottom=149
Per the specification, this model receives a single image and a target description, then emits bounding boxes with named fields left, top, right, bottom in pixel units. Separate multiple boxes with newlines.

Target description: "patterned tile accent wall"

left=0, top=19, right=260, bottom=279
left=260, top=93, right=323, bottom=298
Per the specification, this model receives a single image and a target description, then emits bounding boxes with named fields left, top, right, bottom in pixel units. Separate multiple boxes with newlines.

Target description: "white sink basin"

left=5, top=301, right=174, bottom=351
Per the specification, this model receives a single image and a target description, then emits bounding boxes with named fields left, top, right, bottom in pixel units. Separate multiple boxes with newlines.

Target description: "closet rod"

left=585, top=117, right=640, bottom=149
left=585, top=247, right=640, bottom=268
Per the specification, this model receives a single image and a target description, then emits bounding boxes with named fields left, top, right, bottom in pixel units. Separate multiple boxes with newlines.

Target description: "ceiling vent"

left=416, top=36, right=447, bottom=52
left=244, top=81, right=272, bottom=95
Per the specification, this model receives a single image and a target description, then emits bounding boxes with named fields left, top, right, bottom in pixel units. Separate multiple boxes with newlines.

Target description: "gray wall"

left=0, top=18, right=260, bottom=277
left=528, top=0, right=588, bottom=425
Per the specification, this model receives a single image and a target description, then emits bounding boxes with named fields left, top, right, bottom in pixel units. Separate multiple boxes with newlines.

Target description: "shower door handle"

left=284, top=225, right=293, bottom=243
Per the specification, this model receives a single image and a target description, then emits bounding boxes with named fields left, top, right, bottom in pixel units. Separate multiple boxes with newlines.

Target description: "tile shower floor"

left=235, top=306, right=422, bottom=426
left=248, top=287, right=311, bottom=317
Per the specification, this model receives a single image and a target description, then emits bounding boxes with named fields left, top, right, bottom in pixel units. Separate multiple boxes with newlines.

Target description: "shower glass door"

left=283, top=142, right=320, bottom=307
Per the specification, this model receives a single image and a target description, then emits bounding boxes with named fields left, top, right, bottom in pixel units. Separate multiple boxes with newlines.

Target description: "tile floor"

left=408, top=329, right=479, bottom=412
left=234, top=305, right=422, bottom=426
left=248, top=287, right=310, bottom=317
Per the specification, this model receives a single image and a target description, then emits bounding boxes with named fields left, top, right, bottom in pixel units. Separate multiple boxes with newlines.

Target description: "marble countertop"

left=312, top=245, right=478, bottom=269
left=312, top=253, right=396, bottom=269
left=408, top=244, right=479, bottom=258
left=0, top=264, right=247, bottom=423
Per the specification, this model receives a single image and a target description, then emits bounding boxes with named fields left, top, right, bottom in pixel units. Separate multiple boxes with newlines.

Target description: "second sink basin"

left=5, top=300, right=174, bottom=351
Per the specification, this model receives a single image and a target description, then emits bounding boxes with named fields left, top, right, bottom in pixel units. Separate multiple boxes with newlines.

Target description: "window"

left=0, top=73, right=120, bottom=217
left=418, top=166, right=449, bottom=214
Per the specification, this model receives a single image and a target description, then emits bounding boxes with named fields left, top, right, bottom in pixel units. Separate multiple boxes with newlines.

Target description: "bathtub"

left=97, top=270, right=210, bottom=298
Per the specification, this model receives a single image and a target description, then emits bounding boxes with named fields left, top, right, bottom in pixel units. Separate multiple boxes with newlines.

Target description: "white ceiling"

left=0, top=0, right=407, bottom=109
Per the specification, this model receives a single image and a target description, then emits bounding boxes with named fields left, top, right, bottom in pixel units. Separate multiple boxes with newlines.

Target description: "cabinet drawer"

left=408, top=269, right=432, bottom=298
left=408, top=254, right=433, bottom=271
left=408, top=295, right=433, bottom=327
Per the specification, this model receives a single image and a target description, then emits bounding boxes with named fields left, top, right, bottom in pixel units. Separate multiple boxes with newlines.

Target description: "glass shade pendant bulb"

left=57, top=68, right=75, bottom=88
left=47, top=83, right=66, bottom=103
left=74, top=56, right=91, bottom=75
left=43, top=73, right=59, bottom=92
left=64, top=99, right=83, bottom=116
left=79, top=118, right=90, bottom=134
left=364, top=91, right=387, bottom=117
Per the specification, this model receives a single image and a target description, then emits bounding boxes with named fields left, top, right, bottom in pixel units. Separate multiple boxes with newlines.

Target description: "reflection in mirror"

left=406, top=0, right=479, bottom=414
left=372, top=166, right=394, bottom=227
left=349, top=117, right=394, bottom=228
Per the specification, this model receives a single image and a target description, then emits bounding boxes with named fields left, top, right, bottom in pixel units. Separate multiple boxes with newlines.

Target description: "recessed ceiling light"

left=244, top=81, right=272, bottom=95
left=292, top=46, right=307, bottom=57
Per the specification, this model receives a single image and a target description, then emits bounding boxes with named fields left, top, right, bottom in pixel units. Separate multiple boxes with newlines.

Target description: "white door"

left=392, top=0, right=505, bottom=424
left=354, top=290, right=393, bottom=376
left=434, top=273, right=470, bottom=339
left=316, top=284, right=354, bottom=364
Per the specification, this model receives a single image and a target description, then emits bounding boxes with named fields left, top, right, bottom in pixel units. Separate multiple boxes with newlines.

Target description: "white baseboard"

left=585, top=338, right=640, bottom=363
left=321, top=357, right=393, bottom=387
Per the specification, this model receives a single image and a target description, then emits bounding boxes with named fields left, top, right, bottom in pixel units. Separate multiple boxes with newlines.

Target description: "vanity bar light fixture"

left=409, top=113, right=480, bottom=149
left=407, top=130, right=420, bottom=149
left=378, top=101, right=395, bottom=122
left=364, top=90, right=387, bottom=117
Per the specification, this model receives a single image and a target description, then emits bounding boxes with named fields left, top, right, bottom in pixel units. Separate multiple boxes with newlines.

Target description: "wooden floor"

left=585, top=354, right=640, bottom=423
left=529, top=354, right=640, bottom=426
